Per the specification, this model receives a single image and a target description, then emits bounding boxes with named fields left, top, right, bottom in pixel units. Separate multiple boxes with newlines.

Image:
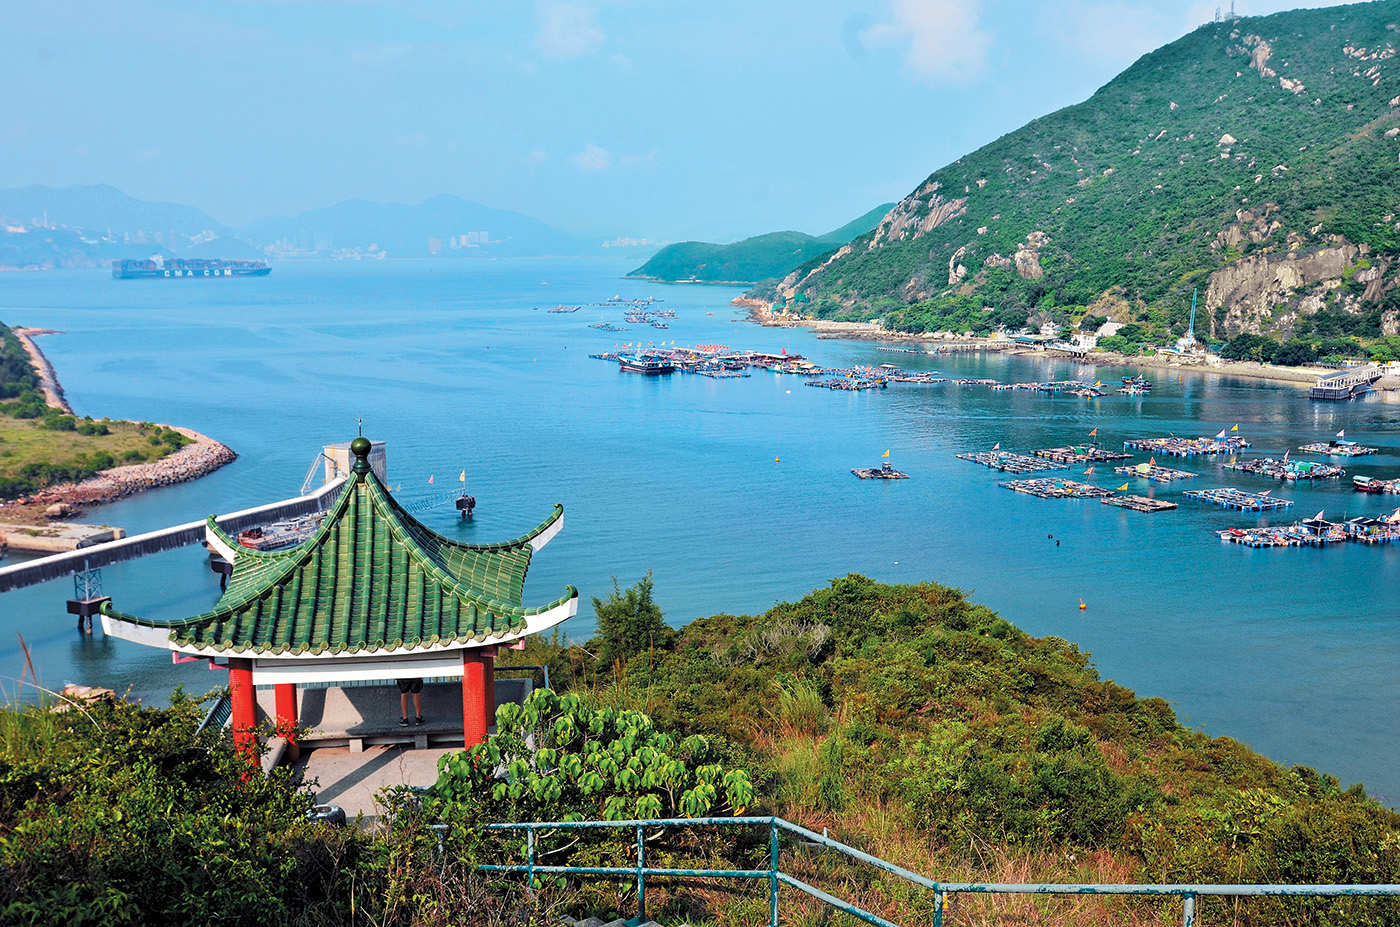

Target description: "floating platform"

left=1102, top=495, right=1177, bottom=513
left=957, top=451, right=1068, bottom=473
left=1182, top=488, right=1293, bottom=511
left=1123, top=436, right=1251, bottom=458
left=1035, top=445, right=1133, bottom=464
left=1299, top=441, right=1377, bottom=457
left=1224, top=459, right=1345, bottom=481
left=998, top=478, right=1114, bottom=499
left=1113, top=463, right=1197, bottom=483
left=852, top=462, right=908, bottom=480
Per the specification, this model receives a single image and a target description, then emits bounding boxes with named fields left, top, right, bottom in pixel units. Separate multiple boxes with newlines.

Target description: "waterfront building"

left=98, top=437, right=577, bottom=755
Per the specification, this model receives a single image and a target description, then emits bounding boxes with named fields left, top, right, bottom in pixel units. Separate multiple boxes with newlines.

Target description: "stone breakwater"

left=23, top=427, right=237, bottom=508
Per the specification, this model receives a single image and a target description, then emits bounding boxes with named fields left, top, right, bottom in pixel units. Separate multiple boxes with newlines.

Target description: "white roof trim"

left=155, top=594, right=579, bottom=661
left=529, top=510, right=564, bottom=551
left=251, top=651, right=465, bottom=686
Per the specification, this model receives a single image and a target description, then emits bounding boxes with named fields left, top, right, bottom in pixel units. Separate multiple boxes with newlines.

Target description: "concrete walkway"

left=294, top=743, right=457, bottom=819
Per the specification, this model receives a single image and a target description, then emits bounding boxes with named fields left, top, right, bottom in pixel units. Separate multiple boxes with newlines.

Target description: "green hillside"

left=752, top=2, right=1400, bottom=351
left=629, top=203, right=893, bottom=284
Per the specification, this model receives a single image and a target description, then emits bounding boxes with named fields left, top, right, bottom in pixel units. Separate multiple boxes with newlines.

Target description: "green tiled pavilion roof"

left=101, top=452, right=575, bottom=656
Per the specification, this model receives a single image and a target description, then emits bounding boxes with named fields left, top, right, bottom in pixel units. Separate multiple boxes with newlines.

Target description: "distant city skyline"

left=4, top=0, right=1354, bottom=243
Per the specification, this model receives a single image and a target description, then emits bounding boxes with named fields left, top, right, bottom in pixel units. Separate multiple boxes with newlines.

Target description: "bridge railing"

left=445, top=815, right=1400, bottom=927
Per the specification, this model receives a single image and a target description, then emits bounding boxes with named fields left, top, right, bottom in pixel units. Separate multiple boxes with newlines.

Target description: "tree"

left=426, top=689, right=755, bottom=824
left=590, top=573, right=674, bottom=669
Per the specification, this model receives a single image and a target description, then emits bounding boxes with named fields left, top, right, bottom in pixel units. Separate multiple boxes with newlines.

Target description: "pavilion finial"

left=349, top=436, right=372, bottom=477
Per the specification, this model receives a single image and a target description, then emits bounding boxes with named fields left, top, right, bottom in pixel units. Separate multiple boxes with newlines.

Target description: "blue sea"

left=1, top=258, right=1398, bottom=801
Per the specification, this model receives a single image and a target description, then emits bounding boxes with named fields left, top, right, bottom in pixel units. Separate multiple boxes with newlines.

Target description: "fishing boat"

left=617, top=353, right=675, bottom=375
left=1354, top=475, right=1390, bottom=493
left=237, top=514, right=323, bottom=551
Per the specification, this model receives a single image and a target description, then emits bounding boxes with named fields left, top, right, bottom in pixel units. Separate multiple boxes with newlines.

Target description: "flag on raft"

left=1231, top=424, right=1239, bottom=432
left=428, top=475, right=434, bottom=484
left=1084, top=466, right=1095, bottom=475
left=1149, top=457, right=1156, bottom=466
left=1314, top=510, right=1326, bottom=521
left=1284, top=450, right=1290, bottom=462
left=1117, top=483, right=1130, bottom=491
left=882, top=450, right=890, bottom=458
left=1215, top=429, right=1227, bottom=439
left=459, top=470, right=466, bottom=482
left=1094, top=381, right=1102, bottom=387
left=1089, top=428, right=1098, bottom=437
left=992, top=442, right=1001, bottom=451
left=1260, top=489, right=1272, bottom=496
left=1338, top=429, right=1346, bottom=438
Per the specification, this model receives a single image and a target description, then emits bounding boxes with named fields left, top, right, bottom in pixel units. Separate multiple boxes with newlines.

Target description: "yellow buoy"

left=1079, top=600, right=1087, bottom=610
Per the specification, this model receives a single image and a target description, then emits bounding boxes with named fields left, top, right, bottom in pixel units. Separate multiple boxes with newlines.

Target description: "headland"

left=0, top=328, right=236, bottom=525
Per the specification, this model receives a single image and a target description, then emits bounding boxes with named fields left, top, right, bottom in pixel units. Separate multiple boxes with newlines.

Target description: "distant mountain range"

left=628, top=203, right=894, bottom=284
left=0, top=185, right=658, bottom=270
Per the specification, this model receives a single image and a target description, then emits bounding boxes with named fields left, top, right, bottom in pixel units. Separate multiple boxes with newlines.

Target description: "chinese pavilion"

left=99, top=437, right=577, bottom=752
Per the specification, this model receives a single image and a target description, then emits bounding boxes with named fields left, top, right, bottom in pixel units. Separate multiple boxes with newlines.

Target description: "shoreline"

left=12, top=328, right=73, bottom=412
left=732, top=298, right=1361, bottom=390
left=1, top=329, right=237, bottom=518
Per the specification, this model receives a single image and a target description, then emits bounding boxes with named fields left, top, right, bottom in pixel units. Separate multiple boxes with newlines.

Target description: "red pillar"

left=462, top=650, right=489, bottom=748
left=274, top=682, right=299, bottom=761
left=228, top=658, right=257, bottom=761
left=483, top=647, right=497, bottom=732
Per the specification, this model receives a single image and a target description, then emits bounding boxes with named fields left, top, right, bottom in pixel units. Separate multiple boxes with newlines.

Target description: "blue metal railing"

left=460, top=815, right=1400, bottom=927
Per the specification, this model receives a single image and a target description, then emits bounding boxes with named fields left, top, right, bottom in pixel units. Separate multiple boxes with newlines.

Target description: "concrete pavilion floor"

left=262, top=679, right=533, bottom=820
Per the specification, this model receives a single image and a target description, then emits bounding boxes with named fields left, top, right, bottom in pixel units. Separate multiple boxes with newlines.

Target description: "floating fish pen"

left=589, top=322, right=624, bottom=332
left=1299, top=441, right=1378, bottom=457
left=547, top=304, right=581, bottom=313
left=1123, top=436, right=1251, bottom=458
left=806, top=378, right=886, bottom=391
left=1182, top=488, right=1293, bottom=511
left=1113, top=464, right=1197, bottom=483
left=852, top=462, right=908, bottom=480
left=587, top=352, right=620, bottom=361
left=878, top=346, right=939, bottom=356
left=694, top=368, right=750, bottom=378
left=1035, top=445, right=1133, bottom=464
left=999, top=478, right=1115, bottom=499
left=1102, top=495, right=1178, bottom=512
left=1224, top=459, right=1345, bottom=481
left=953, top=378, right=998, bottom=386
left=957, top=451, right=1067, bottom=473
left=891, top=374, right=946, bottom=384
left=1345, top=516, right=1400, bottom=543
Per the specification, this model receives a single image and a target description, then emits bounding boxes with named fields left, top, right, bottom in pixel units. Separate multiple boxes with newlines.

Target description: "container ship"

left=112, top=256, right=271, bottom=279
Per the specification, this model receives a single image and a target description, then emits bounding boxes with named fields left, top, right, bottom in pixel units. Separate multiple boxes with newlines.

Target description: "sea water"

left=1, top=258, right=1397, bottom=802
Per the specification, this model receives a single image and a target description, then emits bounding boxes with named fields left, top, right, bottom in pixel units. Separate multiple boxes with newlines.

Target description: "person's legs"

left=400, top=691, right=410, bottom=725
left=413, top=691, right=423, bottom=723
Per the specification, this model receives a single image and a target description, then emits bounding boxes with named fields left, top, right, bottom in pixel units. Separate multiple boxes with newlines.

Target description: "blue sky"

left=3, top=0, right=1353, bottom=241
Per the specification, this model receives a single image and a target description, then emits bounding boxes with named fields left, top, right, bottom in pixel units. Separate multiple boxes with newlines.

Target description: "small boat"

left=1354, top=475, right=1388, bottom=493
left=237, top=514, right=323, bottom=551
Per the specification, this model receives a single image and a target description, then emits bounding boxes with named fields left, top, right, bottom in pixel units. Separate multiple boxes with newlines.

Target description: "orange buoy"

left=1079, top=600, right=1087, bottom=610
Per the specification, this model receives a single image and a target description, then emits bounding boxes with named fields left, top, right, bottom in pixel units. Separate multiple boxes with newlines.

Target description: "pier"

left=998, top=478, right=1114, bottom=499
left=1309, top=365, right=1382, bottom=400
left=1182, top=488, right=1292, bottom=511
left=0, top=477, right=345, bottom=593
left=957, top=451, right=1067, bottom=473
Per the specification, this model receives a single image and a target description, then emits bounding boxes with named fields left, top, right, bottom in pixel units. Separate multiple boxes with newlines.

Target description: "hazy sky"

left=3, top=0, right=1354, bottom=241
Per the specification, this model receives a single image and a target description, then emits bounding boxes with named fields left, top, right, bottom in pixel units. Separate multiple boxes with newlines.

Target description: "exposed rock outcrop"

left=1205, top=245, right=1357, bottom=337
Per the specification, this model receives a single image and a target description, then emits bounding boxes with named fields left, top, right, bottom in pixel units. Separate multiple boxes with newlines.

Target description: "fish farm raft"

left=1181, top=488, right=1294, bottom=511
left=957, top=451, right=1067, bottom=473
